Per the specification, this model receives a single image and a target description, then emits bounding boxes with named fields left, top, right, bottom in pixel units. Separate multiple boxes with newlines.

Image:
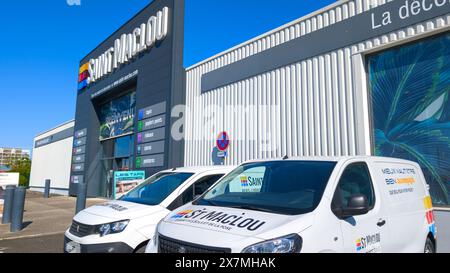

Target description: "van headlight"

left=242, top=234, right=302, bottom=253
left=97, top=220, right=129, bottom=237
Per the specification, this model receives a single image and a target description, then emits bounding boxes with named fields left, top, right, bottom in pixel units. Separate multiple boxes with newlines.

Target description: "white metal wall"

left=29, top=121, right=74, bottom=195
left=185, top=0, right=450, bottom=166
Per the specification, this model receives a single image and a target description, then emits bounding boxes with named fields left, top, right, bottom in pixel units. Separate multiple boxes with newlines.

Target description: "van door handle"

left=377, top=219, right=386, bottom=227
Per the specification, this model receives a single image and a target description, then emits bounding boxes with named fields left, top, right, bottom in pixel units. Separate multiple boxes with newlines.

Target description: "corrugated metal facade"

left=185, top=0, right=450, bottom=166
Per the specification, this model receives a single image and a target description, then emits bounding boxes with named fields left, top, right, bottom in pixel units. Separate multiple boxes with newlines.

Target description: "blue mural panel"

left=369, top=33, right=450, bottom=205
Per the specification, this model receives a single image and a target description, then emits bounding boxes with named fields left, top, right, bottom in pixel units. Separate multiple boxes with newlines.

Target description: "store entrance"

left=100, top=135, right=135, bottom=198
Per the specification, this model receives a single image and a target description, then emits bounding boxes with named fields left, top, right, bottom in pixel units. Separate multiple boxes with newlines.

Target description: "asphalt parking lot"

left=0, top=191, right=449, bottom=253
left=0, top=190, right=105, bottom=253
left=0, top=233, right=63, bottom=253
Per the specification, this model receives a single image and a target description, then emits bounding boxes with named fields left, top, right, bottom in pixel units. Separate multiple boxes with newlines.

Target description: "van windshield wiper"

left=198, top=199, right=221, bottom=207
left=227, top=205, right=276, bottom=214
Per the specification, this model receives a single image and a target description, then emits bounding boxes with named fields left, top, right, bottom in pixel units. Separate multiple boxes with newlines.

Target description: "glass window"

left=168, top=174, right=225, bottom=211
left=120, top=172, right=194, bottom=206
left=195, top=161, right=337, bottom=215
left=333, top=163, right=375, bottom=210
left=99, top=92, right=136, bottom=141
left=369, top=33, right=450, bottom=206
left=194, top=174, right=225, bottom=196
left=114, top=135, right=134, bottom=158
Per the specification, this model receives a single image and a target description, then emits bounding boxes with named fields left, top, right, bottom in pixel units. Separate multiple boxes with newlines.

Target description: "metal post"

left=44, top=179, right=51, bottom=198
left=10, top=187, right=26, bottom=232
left=1, top=185, right=15, bottom=224
left=76, top=183, right=87, bottom=214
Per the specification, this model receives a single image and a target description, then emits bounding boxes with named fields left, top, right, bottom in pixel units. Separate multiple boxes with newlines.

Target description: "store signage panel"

left=137, top=141, right=165, bottom=156
left=73, top=137, right=87, bottom=147
left=73, top=145, right=86, bottom=155
left=136, top=154, right=165, bottom=168
left=138, top=102, right=167, bottom=120
left=74, top=129, right=87, bottom=139
left=113, top=171, right=146, bottom=199
left=137, top=127, right=166, bottom=144
left=0, top=173, right=19, bottom=187
left=72, top=154, right=86, bottom=164
left=72, top=164, right=85, bottom=173
left=71, top=175, right=84, bottom=184
left=34, top=127, right=75, bottom=148
left=138, top=115, right=166, bottom=132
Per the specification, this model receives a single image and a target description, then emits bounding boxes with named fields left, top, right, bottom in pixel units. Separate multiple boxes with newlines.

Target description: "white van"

left=148, top=157, right=437, bottom=253
left=64, top=166, right=234, bottom=253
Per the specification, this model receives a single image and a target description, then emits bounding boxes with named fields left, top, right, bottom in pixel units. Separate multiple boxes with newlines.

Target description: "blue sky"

left=0, top=0, right=334, bottom=150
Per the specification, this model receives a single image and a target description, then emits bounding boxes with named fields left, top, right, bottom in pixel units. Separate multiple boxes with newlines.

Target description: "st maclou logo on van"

left=356, top=233, right=381, bottom=253
left=240, top=176, right=263, bottom=187
left=96, top=203, right=128, bottom=212
left=170, top=209, right=266, bottom=232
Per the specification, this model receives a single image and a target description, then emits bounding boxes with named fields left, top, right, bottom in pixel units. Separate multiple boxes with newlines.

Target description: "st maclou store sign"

left=78, top=7, right=169, bottom=91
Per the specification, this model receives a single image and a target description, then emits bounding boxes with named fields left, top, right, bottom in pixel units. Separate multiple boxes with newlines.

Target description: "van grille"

left=69, top=220, right=96, bottom=238
left=158, top=234, right=231, bottom=253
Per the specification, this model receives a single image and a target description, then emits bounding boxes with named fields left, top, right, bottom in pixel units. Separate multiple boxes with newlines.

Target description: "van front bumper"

left=64, top=235, right=134, bottom=253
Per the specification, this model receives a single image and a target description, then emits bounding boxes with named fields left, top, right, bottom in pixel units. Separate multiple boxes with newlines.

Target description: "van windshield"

left=120, top=172, right=194, bottom=206
left=195, top=161, right=336, bottom=215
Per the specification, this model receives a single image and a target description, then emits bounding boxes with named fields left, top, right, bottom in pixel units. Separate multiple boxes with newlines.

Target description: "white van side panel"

left=370, top=161, right=429, bottom=253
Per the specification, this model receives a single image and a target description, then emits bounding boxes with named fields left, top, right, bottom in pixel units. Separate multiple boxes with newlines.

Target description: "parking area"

left=0, top=191, right=449, bottom=253
left=0, top=190, right=105, bottom=253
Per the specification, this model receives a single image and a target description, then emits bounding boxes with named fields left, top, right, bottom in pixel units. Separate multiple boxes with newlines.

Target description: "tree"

left=9, top=158, right=32, bottom=187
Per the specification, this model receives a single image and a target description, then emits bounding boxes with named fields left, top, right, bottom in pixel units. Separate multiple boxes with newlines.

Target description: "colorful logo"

left=78, top=62, right=90, bottom=91
left=356, top=239, right=362, bottom=251
left=385, top=177, right=416, bottom=185
left=355, top=233, right=381, bottom=252
left=423, top=196, right=436, bottom=236
left=241, top=176, right=248, bottom=187
left=423, top=196, right=433, bottom=210
left=171, top=210, right=193, bottom=219
left=396, top=177, right=415, bottom=185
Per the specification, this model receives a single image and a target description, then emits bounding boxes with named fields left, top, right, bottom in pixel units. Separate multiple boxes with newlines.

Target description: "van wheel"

left=424, top=238, right=435, bottom=253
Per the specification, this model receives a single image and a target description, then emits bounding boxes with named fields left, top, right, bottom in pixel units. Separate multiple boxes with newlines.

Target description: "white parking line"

left=0, top=231, right=64, bottom=242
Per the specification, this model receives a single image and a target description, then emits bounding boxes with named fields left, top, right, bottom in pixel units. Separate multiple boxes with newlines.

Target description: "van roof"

left=164, top=165, right=236, bottom=174
left=241, top=156, right=419, bottom=166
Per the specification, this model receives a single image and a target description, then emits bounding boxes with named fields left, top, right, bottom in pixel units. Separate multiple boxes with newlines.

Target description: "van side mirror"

left=333, top=194, right=370, bottom=219
left=343, top=194, right=370, bottom=218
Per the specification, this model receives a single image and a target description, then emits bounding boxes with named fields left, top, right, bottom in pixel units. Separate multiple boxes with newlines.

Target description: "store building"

left=184, top=0, right=450, bottom=205
left=30, top=120, right=74, bottom=195
left=70, top=0, right=185, bottom=197
left=58, top=0, right=450, bottom=205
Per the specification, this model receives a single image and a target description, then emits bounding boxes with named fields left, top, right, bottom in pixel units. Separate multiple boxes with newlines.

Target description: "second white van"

left=149, top=157, right=437, bottom=253
left=64, top=166, right=234, bottom=253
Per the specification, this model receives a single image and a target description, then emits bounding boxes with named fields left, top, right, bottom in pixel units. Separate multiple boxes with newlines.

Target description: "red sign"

left=216, top=132, right=230, bottom=151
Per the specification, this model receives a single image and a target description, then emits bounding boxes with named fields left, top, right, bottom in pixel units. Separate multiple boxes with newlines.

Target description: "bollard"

left=2, top=185, right=16, bottom=224
left=44, top=179, right=51, bottom=198
left=76, top=183, right=88, bottom=214
left=10, top=187, right=26, bottom=232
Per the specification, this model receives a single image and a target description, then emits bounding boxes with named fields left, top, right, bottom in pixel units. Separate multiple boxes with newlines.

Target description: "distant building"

left=29, top=120, right=74, bottom=196
left=0, top=148, right=30, bottom=166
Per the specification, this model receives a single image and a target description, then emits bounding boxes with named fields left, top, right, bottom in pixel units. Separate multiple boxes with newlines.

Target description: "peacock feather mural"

left=369, top=32, right=450, bottom=205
